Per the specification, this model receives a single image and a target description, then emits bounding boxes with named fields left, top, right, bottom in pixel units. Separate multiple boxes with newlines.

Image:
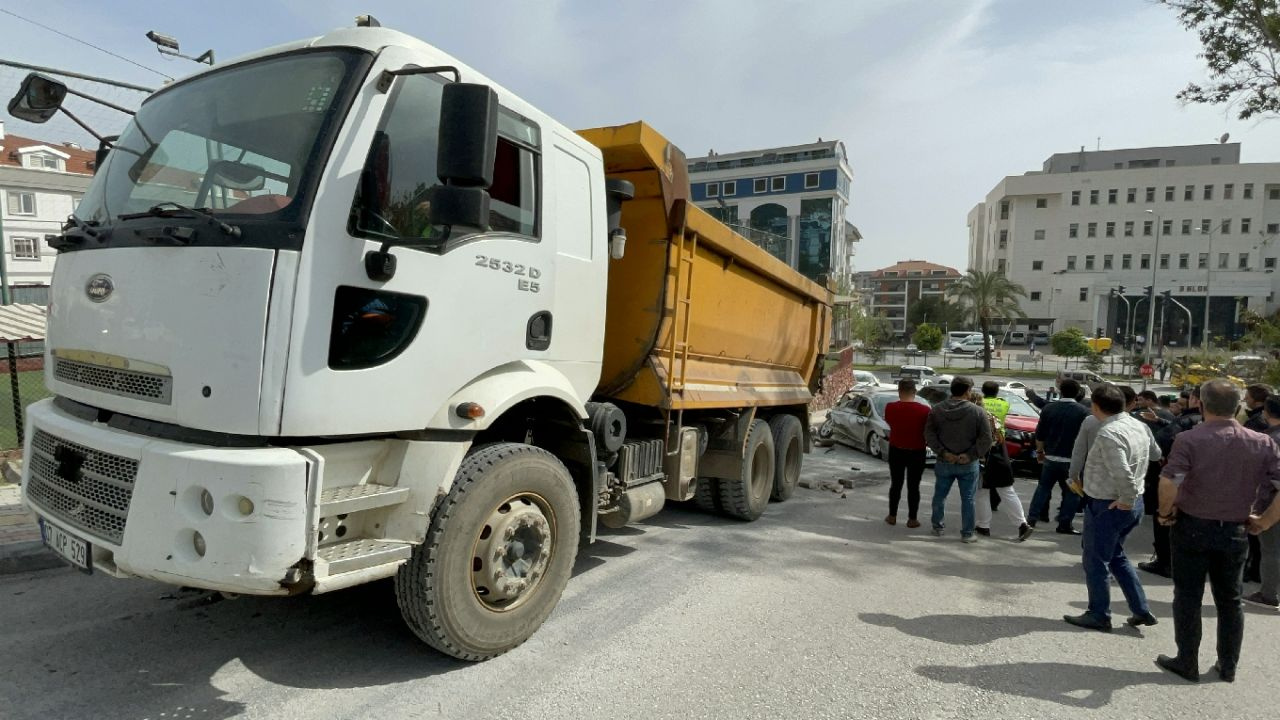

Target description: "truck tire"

left=717, top=419, right=775, bottom=521
left=768, top=414, right=803, bottom=502
left=692, top=477, right=721, bottom=513
left=395, top=442, right=580, bottom=661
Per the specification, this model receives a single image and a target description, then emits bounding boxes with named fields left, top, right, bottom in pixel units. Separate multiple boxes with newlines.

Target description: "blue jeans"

left=930, top=461, right=980, bottom=537
left=1028, top=460, right=1080, bottom=530
left=1081, top=496, right=1149, bottom=621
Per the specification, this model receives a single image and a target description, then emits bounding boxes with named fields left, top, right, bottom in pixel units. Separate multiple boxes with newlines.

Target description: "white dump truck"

left=10, top=18, right=831, bottom=660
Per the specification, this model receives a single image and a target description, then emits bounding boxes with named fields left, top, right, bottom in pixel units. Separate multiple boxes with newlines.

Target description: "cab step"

left=318, top=483, right=410, bottom=515
left=315, top=538, right=413, bottom=575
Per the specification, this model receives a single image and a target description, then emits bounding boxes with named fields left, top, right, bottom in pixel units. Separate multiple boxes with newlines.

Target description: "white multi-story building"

left=0, top=122, right=94, bottom=303
left=854, top=261, right=962, bottom=338
left=969, top=143, right=1280, bottom=346
left=688, top=140, right=858, bottom=286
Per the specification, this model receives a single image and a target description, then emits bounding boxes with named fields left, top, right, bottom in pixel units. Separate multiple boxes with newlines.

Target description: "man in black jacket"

left=1241, top=384, right=1271, bottom=432
left=1139, top=387, right=1203, bottom=577
left=1029, top=378, right=1090, bottom=535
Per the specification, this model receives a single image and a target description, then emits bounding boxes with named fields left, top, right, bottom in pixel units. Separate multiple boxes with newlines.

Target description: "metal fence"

left=0, top=340, right=48, bottom=451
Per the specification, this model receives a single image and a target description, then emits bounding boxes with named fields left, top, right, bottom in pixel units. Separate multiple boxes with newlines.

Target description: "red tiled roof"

left=0, top=132, right=95, bottom=175
left=871, top=260, right=962, bottom=278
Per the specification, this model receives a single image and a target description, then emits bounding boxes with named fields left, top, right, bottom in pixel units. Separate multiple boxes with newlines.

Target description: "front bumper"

left=22, top=399, right=312, bottom=595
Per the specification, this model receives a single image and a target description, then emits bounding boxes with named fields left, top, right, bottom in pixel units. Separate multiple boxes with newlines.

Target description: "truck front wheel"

left=395, top=443, right=580, bottom=661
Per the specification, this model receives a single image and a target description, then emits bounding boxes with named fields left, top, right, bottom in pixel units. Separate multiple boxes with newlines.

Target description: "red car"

left=919, top=388, right=1040, bottom=475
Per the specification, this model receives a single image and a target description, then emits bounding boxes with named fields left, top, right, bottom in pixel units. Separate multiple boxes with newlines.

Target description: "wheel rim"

left=751, top=440, right=772, bottom=501
left=470, top=492, right=556, bottom=613
left=869, top=434, right=881, bottom=457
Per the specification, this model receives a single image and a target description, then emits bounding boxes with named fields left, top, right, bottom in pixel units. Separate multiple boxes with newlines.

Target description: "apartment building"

left=855, top=260, right=962, bottom=338
left=969, top=142, right=1280, bottom=344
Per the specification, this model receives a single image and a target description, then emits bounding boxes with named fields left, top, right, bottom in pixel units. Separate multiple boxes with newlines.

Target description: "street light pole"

left=1144, top=210, right=1161, bottom=373
left=1200, top=222, right=1225, bottom=355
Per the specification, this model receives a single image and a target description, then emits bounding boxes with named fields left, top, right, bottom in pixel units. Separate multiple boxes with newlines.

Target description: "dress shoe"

left=1017, top=523, right=1034, bottom=542
left=885, top=515, right=897, bottom=526
left=1126, top=612, right=1158, bottom=627
left=1210, top=662, right=1235, bottom=683
left=1155, top=655, right=1199, bottom=683
left=1056, top=527, right=1082, bottom=536
left=1063, top=613, right=1112, bottom=632
left=975, top=527, right=991, bottom=536
left=906, top=519, right=921, bottom=529
left=1138, top=561, right=1172, bottom=579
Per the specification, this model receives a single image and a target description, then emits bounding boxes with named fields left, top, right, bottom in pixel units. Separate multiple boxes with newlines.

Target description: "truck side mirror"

left=7, top=73, right=67, bottom=123
left=428, top=83, right=498, bottom=230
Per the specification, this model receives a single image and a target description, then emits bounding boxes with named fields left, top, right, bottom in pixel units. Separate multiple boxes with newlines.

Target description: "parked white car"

left=852, top=370, right=893, bottom=389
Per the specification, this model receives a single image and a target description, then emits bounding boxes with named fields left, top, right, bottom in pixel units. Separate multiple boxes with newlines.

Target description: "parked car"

left=1085, top=336, right=1113, bottom=355
left=947, top=337, right=995, bottom=357
left=897, top=364, right=951, bottom=386
left=1029, top=330, right=1050, bottom=344
left=1007, top=330, right=1027, bottom=345
left=904, top=343, right=924, bottom=357
left=816, top=389, right=935, bottom=462
left=998, top=380, right=1031, bottom=398
left=852, top=370, right=893, bottom=389
left=1056, top=369, right=1106, bottom=390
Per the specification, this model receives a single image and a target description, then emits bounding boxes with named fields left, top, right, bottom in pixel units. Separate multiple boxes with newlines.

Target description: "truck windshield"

left=76, top=49, right=366, bottom=240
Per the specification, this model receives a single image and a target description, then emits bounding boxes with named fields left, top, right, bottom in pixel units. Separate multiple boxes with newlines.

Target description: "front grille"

left=54, top=357, right=172, bottom=404
left=26, top=430, right=139, bottom=545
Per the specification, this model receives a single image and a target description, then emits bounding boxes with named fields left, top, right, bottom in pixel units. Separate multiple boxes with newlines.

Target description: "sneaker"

left=931, top=526, right=945, bottom=537
left=1138, top=561, right=1172, bottom=579
left=961, top=534, right=978, bottom=543
left=1017, top=523, right=1035, bottom=542
left=906, top=519, right=921, bottom=529
left=885, top=515, right=897, bottom=526
left=1244, top=591, right=1279, bottom=610
left=975, top=527, right=991, bottom=536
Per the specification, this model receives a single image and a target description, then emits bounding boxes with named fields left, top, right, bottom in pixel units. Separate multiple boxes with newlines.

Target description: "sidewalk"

left=0, top=480, right=63, bottom=575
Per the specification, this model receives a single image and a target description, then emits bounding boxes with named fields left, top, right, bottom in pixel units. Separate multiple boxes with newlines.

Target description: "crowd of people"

left=880, top=375, right=1280, bottom=684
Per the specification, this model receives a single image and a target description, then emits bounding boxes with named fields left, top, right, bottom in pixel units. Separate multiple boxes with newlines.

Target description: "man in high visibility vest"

left=982, top=381, right=1010, bottom=430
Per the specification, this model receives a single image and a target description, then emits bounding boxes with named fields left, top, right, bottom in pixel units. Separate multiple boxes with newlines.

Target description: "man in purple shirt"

left=1154, top=380, right=1280, bottom=684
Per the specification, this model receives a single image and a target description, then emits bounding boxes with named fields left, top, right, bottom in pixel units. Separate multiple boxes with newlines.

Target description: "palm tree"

left=947, top=269, right=1029, bottom=372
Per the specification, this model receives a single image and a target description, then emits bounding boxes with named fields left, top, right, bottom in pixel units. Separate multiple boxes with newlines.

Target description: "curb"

left=0, top=540, right=65, bottom=576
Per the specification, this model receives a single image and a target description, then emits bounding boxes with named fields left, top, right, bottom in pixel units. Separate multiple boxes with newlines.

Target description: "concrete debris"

left=1, top=458, right=21, bottom=485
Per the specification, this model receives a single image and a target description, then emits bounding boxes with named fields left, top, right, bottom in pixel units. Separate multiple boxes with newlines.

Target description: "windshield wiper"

left=118, top=201, right=242, bottom=238
left=48, top=215, right=107, bottom=251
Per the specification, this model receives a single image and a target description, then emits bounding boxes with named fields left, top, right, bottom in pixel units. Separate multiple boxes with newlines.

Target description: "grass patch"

left=0, top=370, right=52, bottom=450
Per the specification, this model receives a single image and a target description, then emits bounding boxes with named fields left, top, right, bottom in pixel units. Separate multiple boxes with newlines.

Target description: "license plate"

left=39, top=518, right=92, bottom=573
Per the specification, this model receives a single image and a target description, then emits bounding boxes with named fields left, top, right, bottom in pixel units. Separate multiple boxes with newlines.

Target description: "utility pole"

left=1143, top=210, right=1162, bottom=376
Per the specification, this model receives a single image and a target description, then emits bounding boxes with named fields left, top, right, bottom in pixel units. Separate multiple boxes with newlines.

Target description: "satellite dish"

left=1220, top=133, right=1230, bottom=144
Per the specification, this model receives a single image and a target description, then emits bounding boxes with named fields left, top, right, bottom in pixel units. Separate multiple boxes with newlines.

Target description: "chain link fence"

left=0, top=339, right=48, bottom=453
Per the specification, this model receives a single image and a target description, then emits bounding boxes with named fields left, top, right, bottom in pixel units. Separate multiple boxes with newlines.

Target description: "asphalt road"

left=2, top=445, right=1275, bottom=720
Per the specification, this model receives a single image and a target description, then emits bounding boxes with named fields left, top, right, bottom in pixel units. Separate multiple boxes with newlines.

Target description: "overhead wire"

left=0, top=7, right=174, bottom=81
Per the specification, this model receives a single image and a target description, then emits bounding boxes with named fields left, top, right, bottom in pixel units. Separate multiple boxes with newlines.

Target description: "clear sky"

left=3, top=0, right=1275, bottom=271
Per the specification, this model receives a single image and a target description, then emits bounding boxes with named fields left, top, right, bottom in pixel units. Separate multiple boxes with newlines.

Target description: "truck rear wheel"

left=717, top=419, right=775, bottom=521
left=395, top=443, right=580, bottom=661
left=692, top=476, right=721, bottom=513
left=768, top=414, right=803, bottom=502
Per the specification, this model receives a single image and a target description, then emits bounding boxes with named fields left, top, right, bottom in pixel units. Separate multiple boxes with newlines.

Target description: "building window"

left=1212, top=157, right=1221, bottom=165
left=1204, top=185, right=1214, bottom=200
left=1103, top=254, right=1114, bottom=269
left=1222, top=219, right=1231, bottom=234
left=997, top=258, right=1007, bottom=273
left=1032, top=260, right=1044, bottom=270
left=804, top=172, right=819, bottom=190
left=1127, top=188, right=1136, bottom=203
left=1067, top=255, right=1077, bottom=270
left=1122, top=254, right=1132, bottom=269
left=1179, top=253, right=1189, bottom=269
left=706, top=182, right=719, bottom=198
left=1069, top=223, right=1079, bottom=238
left=27, top=153, right=59, bottom=170
left=1036, top=197, right=1048, bottom=209
left=1218, top=252, right=1229, bottom=269
left=1106, top=221, right=1116, bottom=238
left=771, top=176, right=785, bottom=192
left=1266, top=257, right=1276, bottom=269
left=1085, top=254, right=1095, bottom=270
left=1071, top=190, right=1080, bottom=206
left=1087, top=222, right=1098, bottom=238
left=10, top=237, right=39, bottom=260
left=1124, top=221, right=1134, bottom=237
left=1141, top=253, right=1151, bottom=269
left=1000, top=201, right=1009, bottom=219
left=1185, top=185, right=1194, bottom=201
left=1243, top=218, right=1252, bottom=234
left=1030, top=291, right=1042, bottom=301
left=1162, top=219, right=1173, bottom=236
left=1240, top=252, right=1250, bottom=269
left=1224, top=183, right=1234, bottom=199
left=1244, top=183, right=1254, bottom=199
left=6, top=191, right=36, bottom=215
left=1089, top=190, right=1099, bottom=205
left=1269, top=223, right=1280, bottom=235
left=1079, top=288, right=1088, bottom=302
left=1034, top=229, right=1046, bottom=240
left=1145, top=186, right=1156, bottom=202
left=1181, top=219, right=1192, bottom=235
left=1143, top=220, right=1153, bottom=236
left=753, top=178, right=767, bottom=194
left=1167, top=159, right=1177, bottom=167
left=1198, top=252, right=1209, bottom=269
left=723, top=180, right=736, bottom=197
left=1108, top=189, right=1118, bottom=204
left=998, top=229, right=1008, bottom=249
left=1160, top=253, right=1170, bottom=269
left=1165, top=186, right=1175, bottom=201
left=1271, top=188, right=1280, bottom=200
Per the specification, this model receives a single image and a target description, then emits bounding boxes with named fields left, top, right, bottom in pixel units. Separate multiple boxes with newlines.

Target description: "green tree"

left=906, top=295, right=966, bottom=333
left=853, top=313, right=894, bottom=365
left=947, top=269, right=1028, bottom=372
left=1159, top=0, right=1280, bottom=119
left=1052, top=327, right=1091, bottom=364
left=1083, top=350, right=1105, bottom=374
left=913, top=323, right=943, bottom=354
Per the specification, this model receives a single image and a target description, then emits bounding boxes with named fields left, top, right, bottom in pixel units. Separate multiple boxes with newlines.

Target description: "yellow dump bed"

left=577, top=121, right=832, bottom=411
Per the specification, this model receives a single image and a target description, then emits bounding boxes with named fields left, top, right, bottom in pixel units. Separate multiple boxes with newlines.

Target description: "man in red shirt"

left=884, top=379, right=932, bottom=528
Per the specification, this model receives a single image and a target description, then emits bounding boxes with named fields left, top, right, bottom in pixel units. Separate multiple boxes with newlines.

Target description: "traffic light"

left=1144, top=285, right=1153, bottom=296
left=1161, top=290, right=1172, bottom=299
left=1118, top=285, right=1127, bottom=295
